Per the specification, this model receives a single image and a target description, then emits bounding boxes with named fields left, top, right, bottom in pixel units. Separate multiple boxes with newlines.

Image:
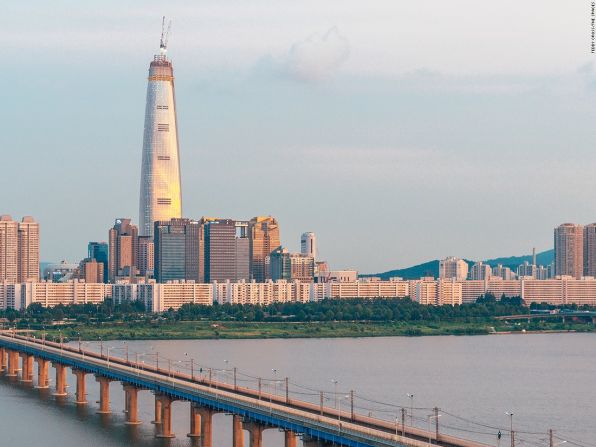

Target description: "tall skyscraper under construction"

left=139, top=18, right=182, bottom=237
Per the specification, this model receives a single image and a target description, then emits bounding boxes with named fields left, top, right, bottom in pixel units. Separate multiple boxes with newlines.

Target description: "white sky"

left=1, top=1, right=595, bottom=272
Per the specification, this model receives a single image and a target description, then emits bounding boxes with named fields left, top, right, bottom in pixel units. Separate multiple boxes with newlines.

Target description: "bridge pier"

left=285, top=431, right=298, bottom=447
left=20, top=353, right=33, bottom=383
left=233, top=415, right=244, bottom=447
left=243, top=421, right=264, bottom=447
left=155, top=395, right=176, bottom=438
left=195, top=406, right=214, bottom=446
left=152, top=395, right=162, bottom=424
left=52, top=363, right=68, bottom=397
left=0, top=348, right=6, bottom=372
left=187, top=404, right=202, bottom=438
left=123, top=384, right=142, bottom=425
left=73, top=370, right=87, bottom=404
left=36, top=358, right=49, bottom=388
left=6, top=350, right=19, bottom=377
left=95, top=376, right=113, bottom=413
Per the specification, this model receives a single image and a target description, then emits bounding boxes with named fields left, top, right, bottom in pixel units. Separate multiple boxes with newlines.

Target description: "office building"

left=108, top=219, right=139, bottom=282
left=154, top=218, right=199, bottom=283
left=88, top=242, right=108, bottom=283
left=554, top=223, right=584, bottom=279
left=439, top=257, right=469, bottom=280
left=204, top=219, right=250, bottom=282
left=137, top=236, right=154, bottom=277
left=79, top=258, right=104, bottom=283
left=249, top=216, right=281, bottom=282
left=300, top=232, right=317, bottom=259
left=138, top=31, right=182, bottom=237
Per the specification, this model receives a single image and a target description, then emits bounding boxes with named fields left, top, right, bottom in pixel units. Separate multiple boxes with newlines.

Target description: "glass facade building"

left=139, top=47, right=182, bottom=237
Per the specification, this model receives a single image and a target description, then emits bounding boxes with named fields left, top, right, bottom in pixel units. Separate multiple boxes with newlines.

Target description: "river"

left=0, top=333, right=593, bottom=446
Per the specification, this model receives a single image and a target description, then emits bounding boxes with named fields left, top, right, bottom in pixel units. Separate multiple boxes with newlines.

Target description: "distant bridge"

left=0, top=332, right=491, bottom=447
left=495, top=312, right=596, bottom=323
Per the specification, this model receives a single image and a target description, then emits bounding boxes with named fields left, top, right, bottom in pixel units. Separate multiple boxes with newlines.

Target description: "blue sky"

left=2, top=1, right=595, bottom=272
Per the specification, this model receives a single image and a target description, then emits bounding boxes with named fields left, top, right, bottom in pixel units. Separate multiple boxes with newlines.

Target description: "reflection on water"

left=0, top=333, right=594, bottom=446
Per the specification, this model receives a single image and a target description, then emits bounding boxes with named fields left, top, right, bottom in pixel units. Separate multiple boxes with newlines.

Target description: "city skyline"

left=2, top=1, right=595, bottom=272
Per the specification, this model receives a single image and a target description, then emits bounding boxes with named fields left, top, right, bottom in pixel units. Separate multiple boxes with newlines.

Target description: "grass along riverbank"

left=32, top=319, right=596, bottom=341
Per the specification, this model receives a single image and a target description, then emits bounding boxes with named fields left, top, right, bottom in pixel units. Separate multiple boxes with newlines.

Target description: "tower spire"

left=159, top=16, right=172, bottom=54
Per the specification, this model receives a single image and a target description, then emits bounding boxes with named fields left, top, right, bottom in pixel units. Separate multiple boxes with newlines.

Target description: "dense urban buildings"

left=554, top=223, right=584, bottom=279
left=137, top=236, right=154, bottom=277
left=470, top=262, right=491, bottom=280
left=78, top=258, right=104, bottom=283
left=248, top=216, right=280, bottom=282
left=138, top=39, right=183, bottom=237
left=153, top=218, right=200, bottom=283
left=439, top=257, right=468, bottom=280
left=268, top=247, right=315, bottom=282
left=108, top=219, right=139, bottom=282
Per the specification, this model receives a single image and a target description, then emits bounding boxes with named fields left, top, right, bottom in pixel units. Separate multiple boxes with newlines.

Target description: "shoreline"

left=30, top=320, right=595, bottom=342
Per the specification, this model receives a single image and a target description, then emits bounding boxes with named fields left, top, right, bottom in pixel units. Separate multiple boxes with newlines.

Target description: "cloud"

left=282, top=27, right=350, bottom=82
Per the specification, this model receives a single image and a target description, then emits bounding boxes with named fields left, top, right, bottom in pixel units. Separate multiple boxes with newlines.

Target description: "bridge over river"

left=0, top=332, right=492, bottom=447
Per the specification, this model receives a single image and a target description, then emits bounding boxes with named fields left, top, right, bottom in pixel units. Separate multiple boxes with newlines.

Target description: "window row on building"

left=3, top=277, right=596, bottom=311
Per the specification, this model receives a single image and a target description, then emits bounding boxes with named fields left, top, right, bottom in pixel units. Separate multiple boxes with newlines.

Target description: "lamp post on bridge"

left=505, top=412, right=514, bottom=447
left=406, top=393, right=414, bottom=426
left=331, top=379, right=339, bottom=409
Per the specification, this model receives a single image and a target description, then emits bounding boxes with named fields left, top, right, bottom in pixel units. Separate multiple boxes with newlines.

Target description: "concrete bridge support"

left=195, top=407, right=214, bottom=447
left=20, top=354, right=33, bottom=383
left=73, top=370, right=87, bottom=404
left=155, top=395, right=176, bottom=438
left=123, top=384, right=142, bottom=425
left=243, top=421, right=264, bottom=447
left=95, top=376, right=113, bottom=413
left=285, top=431, right=298, bottom=447
left=232, top=415, right=244, bottom=447
left=0, top=348, right=6, bottom=372
left=152, top=395, right=162, bottom=424
left=52, top=363, right=68, bottom=397
left=187, top=404, right=202, bottom=438
left=36, top=358, right=49, bottom=388
left=6, top=350, right=19, bottom=377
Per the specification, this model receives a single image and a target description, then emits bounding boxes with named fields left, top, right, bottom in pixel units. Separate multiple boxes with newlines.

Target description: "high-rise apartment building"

left=138, top=30, right=182, bottom=237
left=108, top=219, right=139, bottom=282
left=517, top=261, right=537, bottom=278
left=0, top=216, right=18, bottom=283
left=438, top=257, right=468, bottom=280
left=554, top=223, right=584, bottom=279
left=204, top=219, right=249, bottom=283
left=88, top=242, right=108, bottom=283
left=492, top=264, right=515, bottom=280
left=300, top=232, right=317, bottom=259
left=17, top=216, right=39, bottom=282
left=249, top=216, right=281, bottom=282
left=583, top=223, right=596, bottom=277
left=137, top=236, right=155, bottom=277
left=154, top=218, right=199, bottom=283
left=470, top=262, right=491, bottom=280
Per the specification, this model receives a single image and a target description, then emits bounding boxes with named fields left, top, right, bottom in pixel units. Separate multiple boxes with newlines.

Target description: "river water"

left=0, top=333, right=593, bottom=446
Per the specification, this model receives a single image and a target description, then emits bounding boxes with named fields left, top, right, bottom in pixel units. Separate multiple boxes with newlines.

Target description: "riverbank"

left=32, top=320, right=596, bottom=341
